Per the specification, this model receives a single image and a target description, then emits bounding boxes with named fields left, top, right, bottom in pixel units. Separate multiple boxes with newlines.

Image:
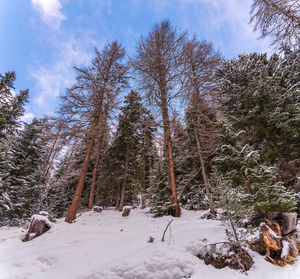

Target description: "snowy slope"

left=0, top=208, right=300, bottom=279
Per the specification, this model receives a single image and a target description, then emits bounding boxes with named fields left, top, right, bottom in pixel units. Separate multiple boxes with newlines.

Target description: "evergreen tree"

left=98, top=91, right=156, bottom=209
left=0, top=71, right=29, bottom=222
left=149, top=160, right=172, bottom=217
left=211, top=122, right=296, bottom=223
left=3, top=119, right=45, bottom=220
left=217, top=50, right=300, bottom=186
left=170, top=114, right=205, bottom=210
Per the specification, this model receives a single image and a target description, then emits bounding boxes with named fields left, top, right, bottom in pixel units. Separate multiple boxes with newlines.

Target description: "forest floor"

left=0, top=208, right=300, bottom=279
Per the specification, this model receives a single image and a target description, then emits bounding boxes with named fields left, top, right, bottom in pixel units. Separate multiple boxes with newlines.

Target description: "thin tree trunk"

left=88, top=140, right=102, bottom=209
left=149, top=155, right=152, bottom=188
left=193, top=124, right=215, bottom=215
left=44, top=135, right=59, bottom=184
left=115, top=180, right=121, bottom=209
left=141, top=135, right=146, bottom=208
left=161, top=100, right=180, bottom=217
left=65, top=109, right=101, bottom=223
left=118, top=143, right=129, bottom=211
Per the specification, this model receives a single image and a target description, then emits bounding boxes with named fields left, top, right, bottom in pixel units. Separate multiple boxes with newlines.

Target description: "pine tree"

left=211, top=122, right=296, bottom=224
left=0, top=71, right=29, bottom=222
left=217, top=50, right=300, bottom=186
left=149, top=160, right=172, bottom=217
left=3, top=119, right=45, bottom=220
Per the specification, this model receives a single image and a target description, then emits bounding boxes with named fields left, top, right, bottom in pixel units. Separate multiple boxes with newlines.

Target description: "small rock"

left=122, top=207, right=131, bottom=217
left=147, top=236, right=155, bottom=243
left=93, top=206, right=103, bottom=213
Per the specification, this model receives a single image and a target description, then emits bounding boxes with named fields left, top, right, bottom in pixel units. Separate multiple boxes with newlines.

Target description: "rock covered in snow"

left=122, top=207, right=131, bottom=217
left=23, top=214, right=53, bottom=242
left=93, top=206, right=103, bottom=213
left=38, top=211, right=49, bottom=216
left=197, top=242, right=254, bottom=271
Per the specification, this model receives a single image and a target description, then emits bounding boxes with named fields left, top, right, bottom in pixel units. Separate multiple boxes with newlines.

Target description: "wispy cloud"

left=179, top=0, right=272, bottom=56
left=31, top=0, right=66, bottom=29
left=30, top=35, right=104, bottom=113
left=30, top=34, right=103, bottom=114
left=21, top=112, right=35, bottom=123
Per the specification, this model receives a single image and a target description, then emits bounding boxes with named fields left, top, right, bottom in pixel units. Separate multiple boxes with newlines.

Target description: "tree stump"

left=257, top=216, right=299, bottom=266
left=23, top=215, right=52, bottom=242
left=122, top=207, right=131, bottom=217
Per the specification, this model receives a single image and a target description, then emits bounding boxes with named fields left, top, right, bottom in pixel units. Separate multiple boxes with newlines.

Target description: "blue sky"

left=0, top=0, right=272, bottom=122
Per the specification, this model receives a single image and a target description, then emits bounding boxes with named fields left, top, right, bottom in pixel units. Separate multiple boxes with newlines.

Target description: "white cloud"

left=177, top=0, right=273, bottom=56
left=21, top=112, right=35, bottom=123
left=31, top=0, right=66, bottom=28
left=30, top=35, right=103, bottom=113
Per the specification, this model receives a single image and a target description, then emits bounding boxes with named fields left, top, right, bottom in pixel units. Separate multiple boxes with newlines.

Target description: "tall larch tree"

left=60, top=41, right=129, bottom=223
left=182, top=38, right=221, bottom=213
left=131, top=20, right=187, bottom=217
left=250, top=0, right=300, bottom=47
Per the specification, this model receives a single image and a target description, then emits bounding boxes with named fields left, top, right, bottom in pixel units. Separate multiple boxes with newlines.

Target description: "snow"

left=39, top=211, right=49, bottom=216
left=31, top=214, right=53, bottom=227
left=260, top=222, right=282, bottom=239
left=246, top=151, right=255, bottom=158
left=0, top=208, right=300, bottom=279
left=281, top=240, right=289, bottom=259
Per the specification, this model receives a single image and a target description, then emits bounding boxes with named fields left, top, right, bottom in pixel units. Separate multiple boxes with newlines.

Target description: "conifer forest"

left=0, top=1, right=299, bottom=278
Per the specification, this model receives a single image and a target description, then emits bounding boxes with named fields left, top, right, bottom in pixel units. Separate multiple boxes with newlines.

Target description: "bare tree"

left=131, top=20, right=187, bottom=217
left=60, top=41, right=129, bottom=223
left=250, top=0, right=300, bottom=47
left=182, top=38, right=221, bottom=214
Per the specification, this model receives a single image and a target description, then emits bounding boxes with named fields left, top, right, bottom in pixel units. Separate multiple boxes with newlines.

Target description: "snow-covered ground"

left=1, top=208, right=300, bottom=279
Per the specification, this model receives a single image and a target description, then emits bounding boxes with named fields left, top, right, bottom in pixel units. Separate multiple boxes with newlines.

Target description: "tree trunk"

left=161, top=99, right=180, bottom=217
left=65, top=109, right=101, bottom=223
left=193, top=123, right=215, bottom=214
left=118, top=143, right=129, bottom=211
left=88, top=122, right=107, bottom=209
left=88, top=141, right=102, bottom=209
left=115, top=180, right=121, bottom=209
left=44, top=135, right=59, bottom=184
left=141, top=136, right=146, bottom=208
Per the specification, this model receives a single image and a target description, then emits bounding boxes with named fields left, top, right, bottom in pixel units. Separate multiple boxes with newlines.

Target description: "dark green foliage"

left=2, top=119, right=45, bottom=219
left=98, top=91, right=156, bottom=207
left=149, top=160, right=172, bottom=217
left=217, top=50, right=300, bottom=185
left=211, top=122, right=296, bottom=222
left=0, top=72, right=29, bottom=222
left=171, top=116, right=205, bottom=209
